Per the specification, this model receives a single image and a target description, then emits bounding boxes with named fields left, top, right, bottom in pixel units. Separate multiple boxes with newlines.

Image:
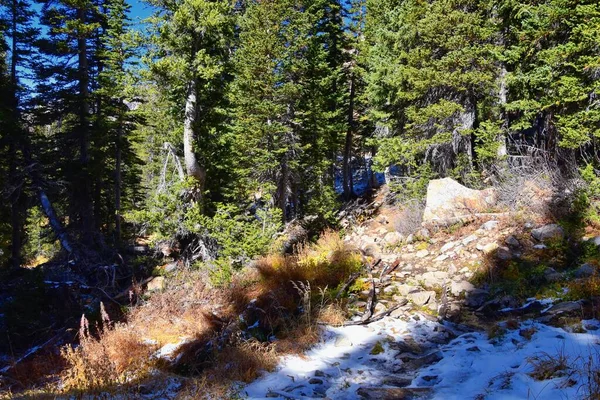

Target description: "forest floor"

left=4, top=184, right=600, bottom=399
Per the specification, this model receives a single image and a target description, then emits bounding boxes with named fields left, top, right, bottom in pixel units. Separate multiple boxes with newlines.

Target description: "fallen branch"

left=336, top=271, right=361, bottom=299
left=330, top=300, right=408, bottom=327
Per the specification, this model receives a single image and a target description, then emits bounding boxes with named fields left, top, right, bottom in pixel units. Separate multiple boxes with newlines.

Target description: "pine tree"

left=502, top=0, right=600, bottom=156
left=0, top=0, right=38, bottom=266
left=146, top=0, right=235, bottom=206
left=36, top=0, right=103, bottom=245
left=366, top=0, right=503, bottom=180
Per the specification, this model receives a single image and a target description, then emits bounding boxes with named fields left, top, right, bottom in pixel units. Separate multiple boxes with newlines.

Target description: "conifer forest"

left=0, top=0, right=599, bottom=397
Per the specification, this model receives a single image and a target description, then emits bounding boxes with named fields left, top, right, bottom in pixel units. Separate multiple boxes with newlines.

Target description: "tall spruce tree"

left=502, top=0, right=600, bottom=157
left=36, top=0, right=103, bottom=246
left=146, top=0, right=235, bottom=207
left=366, top=0, right=504, bottom=180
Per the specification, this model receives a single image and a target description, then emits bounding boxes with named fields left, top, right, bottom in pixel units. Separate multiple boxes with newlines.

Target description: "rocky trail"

left=239, top=185, right=600, bottom=400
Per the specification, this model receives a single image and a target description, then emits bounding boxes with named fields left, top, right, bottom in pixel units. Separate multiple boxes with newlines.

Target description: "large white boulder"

left=423, top=178, right=496, bottom=225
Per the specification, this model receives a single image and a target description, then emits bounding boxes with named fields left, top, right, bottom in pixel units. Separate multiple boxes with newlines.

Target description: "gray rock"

left=505, top=236, right=520, bottom=248
left=384, top=231, right=404, bottom=245
left=481, top=242, right=499, bottom=254
left=407, top=291, right=436, bottom=306
left=147, top=276, right=165, bottom=291
left=401, top=351, right=443, bottom=371
left=591, top=236, right=600, bottom=247
left=419, top=229, right=430, bottom=239
left=462, top=235, right=478, bottom=245
left=440, top=241, right=456, bottom=253
left=416, top=249, right=429, bottom=258
left=422, top=178, right=496, bottom=225
left=450, top=280, right=475, bottom=297
left=531, top=224, right=564, bottom=242
left=464, top=289, right=489, bottom=308
left=496, top=246, right=513, bottom=260
left=381, top=376, right=412, bottom=387
left=334, top=335, right=352, bottom=347
left=575, top=263, right=596, bottom=278
left=481, top=220, right=499, bottom=231
left=406, top=234, right=415, bottom=244
left=543, top=301, right=582, bottom=315
left=309, top=378, right=323, bottom=385
left=544, top=267, right=563, bottom=282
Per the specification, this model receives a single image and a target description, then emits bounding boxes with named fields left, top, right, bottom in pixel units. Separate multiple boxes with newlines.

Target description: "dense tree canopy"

left=0, top=0, right=598, bottom=268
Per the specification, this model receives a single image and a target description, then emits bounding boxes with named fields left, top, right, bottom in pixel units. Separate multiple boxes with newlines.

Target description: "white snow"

left=242, top=313, right=600, bottom=399
left=243, top=315, right=443, bottom=399
left=419, top=321, right=600, bottom=400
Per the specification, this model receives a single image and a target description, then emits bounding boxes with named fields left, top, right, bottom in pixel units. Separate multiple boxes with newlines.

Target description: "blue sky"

left=128, top=0, right=155, bottom=28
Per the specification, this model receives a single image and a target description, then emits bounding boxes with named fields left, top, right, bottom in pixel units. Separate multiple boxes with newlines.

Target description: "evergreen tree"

left=145, top=0, right=235, bottom=207
left=366, top=0, right=504, bottom=180
left=35, top=0, right=103, bottom=245
left=502, top=0, right=600, bottom=156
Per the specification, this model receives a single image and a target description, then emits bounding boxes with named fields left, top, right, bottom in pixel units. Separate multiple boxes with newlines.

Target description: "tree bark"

left=114, top=124, right=122, bottom=245
left=278, top=154, right=289, bottom=223
left=342, top=73, right=355, bottom=200
left=183, top=80, right=206, bottom=191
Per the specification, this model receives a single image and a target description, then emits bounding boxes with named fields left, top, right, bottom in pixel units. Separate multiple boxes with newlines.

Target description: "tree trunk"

left=114, top=124, right=122, bottom=245
left=497, top=66, right=508, bottom=157
left=183, top=80, right=206, bottom=192
left=342, top=73, right=355, bottom=200
left=22, top=143, right=76, bottom=257
left=278, top=155, right=289, bottom=223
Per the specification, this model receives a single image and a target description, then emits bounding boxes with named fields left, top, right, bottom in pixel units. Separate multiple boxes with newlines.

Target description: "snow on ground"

left=243, top=314, right=600, bottom=399
left=420, top=320, right=600, bottom=400
left=243, top=315, right=445, bottom=399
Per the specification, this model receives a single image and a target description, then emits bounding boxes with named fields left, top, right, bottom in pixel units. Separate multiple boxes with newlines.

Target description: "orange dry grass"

left=61, top=324, right=156, bottom=393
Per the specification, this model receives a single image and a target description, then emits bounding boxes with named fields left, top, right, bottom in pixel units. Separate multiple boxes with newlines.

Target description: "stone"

left=496, top=246, right=513, bottom=260
left=450, top=280, right=475, bottom=297
left=462, top=235, right=478, bottom=245
left=481, top=220, right=499, bottom=231
left=384, top=231, right=404, bottom=245
left=416, top=250, right=429, bottom=258
left=422, top=178, right=496, bottom=225
left=395, top=284, right=418, bottom=296
left=505, top=236, right=520, bottom=248
left=381, top=376, right=412, bottom=387
left=407, top=291, right=435, bottom=306
left=543, top=301, right=582, bottom=315
left=374, top=303, right=388, bottom=314
left=481, top=242, right=499, bottom=254
left=335, top=335, right=352, bottom=347
left=591, top=236, right=600, bottom=247
left=309, top=378, right=323, bottom=385
left=314, top=370, right=326, bottom=377
left=401, top=351, right=443, bottom=371
left=356, top=387, right=432, bottom=400
left=531, top=224, right=564, bottom=242
left=440, top=241, right=456, bottom=253
left=164, top=262, right=178, bottom=273
left=464, top=289, right=489, bottom=308
left=406, top=234, right=415, bottom=244
left=418, top=229, right=430, bottom=239
left=544, top=267, right=563, bottom=282
left=575, top=263, right=596, bottom=278
left=147, top=276, right=165, bottom=292
left=434, top=254, right=449, bottom=262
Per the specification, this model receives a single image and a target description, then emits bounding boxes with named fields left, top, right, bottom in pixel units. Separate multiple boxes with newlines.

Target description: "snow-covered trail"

left=242, top=315, right=600, bottom=400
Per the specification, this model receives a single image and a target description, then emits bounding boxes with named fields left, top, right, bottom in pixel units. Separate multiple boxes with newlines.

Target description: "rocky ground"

left=240, top=191, right=600, bottom=400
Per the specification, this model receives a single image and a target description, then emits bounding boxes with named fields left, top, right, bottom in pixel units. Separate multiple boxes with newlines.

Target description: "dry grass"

left=60, top=315, right=157, bottom=393
left=528, top=350, right=572, bottom=381
left=46, top=229, right=362, bottom=398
